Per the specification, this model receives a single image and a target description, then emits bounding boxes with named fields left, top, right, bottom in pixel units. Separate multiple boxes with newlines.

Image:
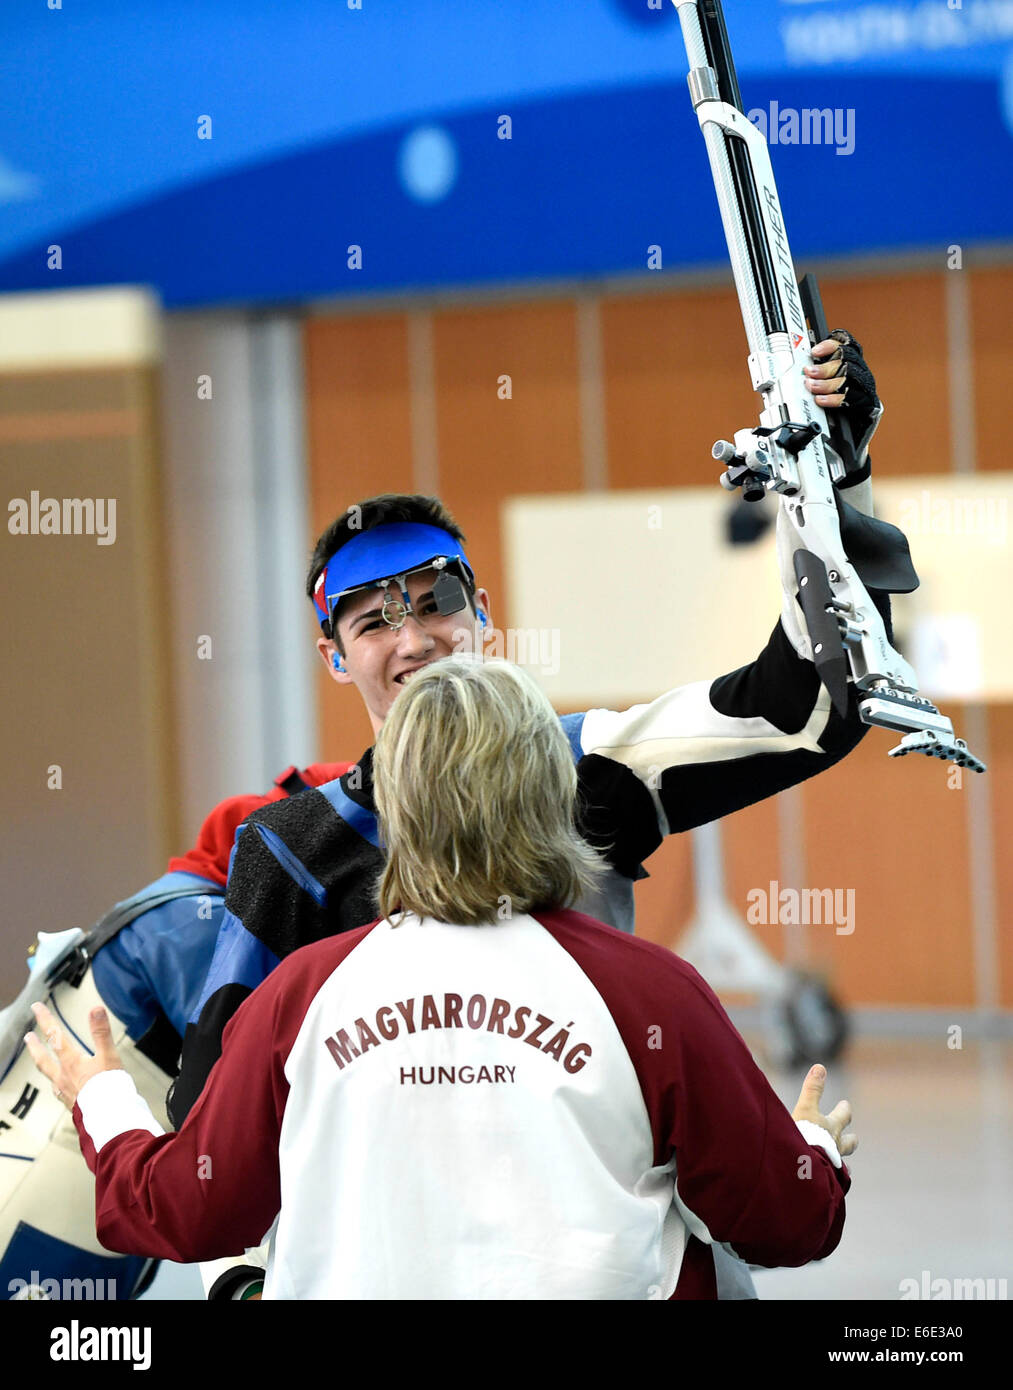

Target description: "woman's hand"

left=792, top=1063, right=858, bottom=1158
left=24, top=1001, right=125, bottom=1111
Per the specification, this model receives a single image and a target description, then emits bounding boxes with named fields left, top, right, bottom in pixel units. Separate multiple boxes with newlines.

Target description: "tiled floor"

left=141, top=1037, right=1012, bottom=1301
left=750, top=1038, right=1012, bottom=1300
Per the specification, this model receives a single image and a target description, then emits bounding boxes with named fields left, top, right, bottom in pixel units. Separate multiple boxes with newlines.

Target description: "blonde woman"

left=26, top=657, right=855, bottom=1300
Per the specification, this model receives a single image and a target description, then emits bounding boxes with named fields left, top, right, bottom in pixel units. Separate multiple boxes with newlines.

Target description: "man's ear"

left=316, top=635, right=353, bottom=686
left=474, top=588, right=492, bottom=627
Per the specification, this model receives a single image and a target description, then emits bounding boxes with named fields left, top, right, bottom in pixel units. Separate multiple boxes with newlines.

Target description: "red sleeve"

left=301, top=762, right=353, bottom=787
left=536, top=911, right=849, bottom=1276
left=167, top=763, right=351, bottom=885
left=74, top=985, right=287, bottom=1261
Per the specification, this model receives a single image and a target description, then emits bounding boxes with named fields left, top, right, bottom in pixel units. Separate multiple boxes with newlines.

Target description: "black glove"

left=815, top=329, right=881, bottom=485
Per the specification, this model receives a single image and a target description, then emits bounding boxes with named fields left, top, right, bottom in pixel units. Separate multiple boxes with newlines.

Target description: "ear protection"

left=478, top=612, right=488, bottom=629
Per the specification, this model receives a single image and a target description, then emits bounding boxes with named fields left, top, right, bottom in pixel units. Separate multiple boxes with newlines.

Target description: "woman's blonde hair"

left=373, top=656, right=606, bottom=926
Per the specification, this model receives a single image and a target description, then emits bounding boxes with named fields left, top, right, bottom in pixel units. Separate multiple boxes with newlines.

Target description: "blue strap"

left=251, top=823, right=327, bottom=905
left=317, top=779, right=381, bottom=848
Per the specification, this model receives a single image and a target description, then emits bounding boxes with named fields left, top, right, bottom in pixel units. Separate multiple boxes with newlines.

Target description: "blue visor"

left=312, top=523, right=474, bottom=626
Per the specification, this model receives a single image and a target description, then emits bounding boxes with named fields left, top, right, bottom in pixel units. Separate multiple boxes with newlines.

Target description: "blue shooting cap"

left=312, top=522, right=475, bottom=630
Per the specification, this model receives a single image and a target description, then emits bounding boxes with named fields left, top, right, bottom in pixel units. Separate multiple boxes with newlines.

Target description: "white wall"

left=504, top=475, right=1013, bottom=709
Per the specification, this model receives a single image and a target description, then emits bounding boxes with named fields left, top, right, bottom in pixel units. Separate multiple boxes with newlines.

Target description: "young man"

left=164, top=333, right=887, bottom=1298
left=28, top=658, right=857, bottom=1300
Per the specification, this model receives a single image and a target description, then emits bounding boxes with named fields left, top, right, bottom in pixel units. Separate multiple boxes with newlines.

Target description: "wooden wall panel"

left=723, top=797, right=789, bottom=964
left=600, top=288, right=756, bottom=490
left=303, top=315, right=414, bottom=761
left=985, top=704, right=1013, bottom=1009
left=597, top=270, right=991, bottom=1012
left=432, top=302, right=583, bottom=633
left=970, top=266, right=1013, bottom=474
left=633, top=798, right=790, bottom=1006
left=800, top=722, right=976, bottom=1007
left=1, top=367, right=177, bottom=1000
left=630, top=833, right=694, bottom=950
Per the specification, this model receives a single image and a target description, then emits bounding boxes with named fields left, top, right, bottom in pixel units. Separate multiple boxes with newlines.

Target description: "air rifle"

left=674, top=0, right=985, bottom=772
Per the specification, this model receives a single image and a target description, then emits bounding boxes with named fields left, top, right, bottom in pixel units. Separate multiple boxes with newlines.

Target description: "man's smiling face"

left=317, top=566, right=491, bottom=735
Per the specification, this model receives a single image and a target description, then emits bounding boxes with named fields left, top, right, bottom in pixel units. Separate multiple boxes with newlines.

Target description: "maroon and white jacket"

left=74, top=908, right=849, bottom=1300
